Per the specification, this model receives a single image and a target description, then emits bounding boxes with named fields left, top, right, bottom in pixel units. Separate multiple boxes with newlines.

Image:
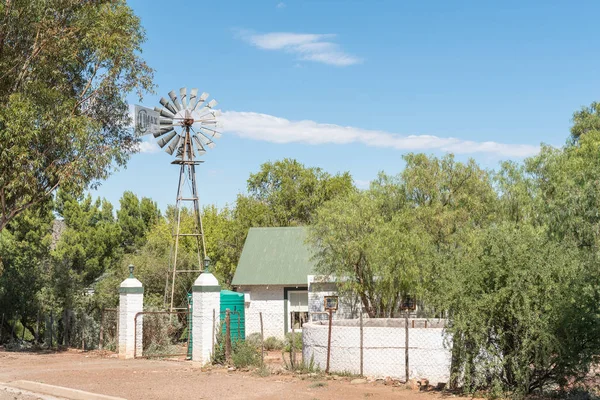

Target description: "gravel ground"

left=0, top=348, right=459, bottom=400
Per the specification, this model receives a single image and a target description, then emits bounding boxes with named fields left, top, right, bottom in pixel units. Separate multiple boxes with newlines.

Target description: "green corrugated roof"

left=232, top=227, right=315, bottom=286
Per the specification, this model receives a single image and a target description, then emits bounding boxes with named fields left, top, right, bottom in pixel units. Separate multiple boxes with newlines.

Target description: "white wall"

left=302, top=319, right=451, bottom=385
left=243, top=285, right=286, bottom=339
left=308, top=279, right=360, bottom=321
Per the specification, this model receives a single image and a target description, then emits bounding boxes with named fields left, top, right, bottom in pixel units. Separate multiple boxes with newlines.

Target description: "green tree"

left=0, top=205, right=53, bottom=341
left=246, top=158, right=355, bottom=226
left=309, top=175, right=431, bottom=317
left=0, top=0, right=154, bottom=230
left=570, top=101, right=600, bottom=141
left=117, top=191, right=160, bottom=252
left=434, top=223, right=600, bottom=396
left=51, top=191, right=122, bottom=310
left=402, top=153, right=496, bottom=247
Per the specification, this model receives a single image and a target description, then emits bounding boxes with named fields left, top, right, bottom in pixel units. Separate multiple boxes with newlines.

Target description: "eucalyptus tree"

left=0, top=0, right=154, bottom=230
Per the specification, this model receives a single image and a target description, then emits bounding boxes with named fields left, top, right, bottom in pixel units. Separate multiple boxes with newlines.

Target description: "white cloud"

left=221, top=111, right=539, bottom=158
left=239, top=31, right=361, bottom=67
left=276, top=2, right=285, bottom=8
left=137, top=139, right=161, bottom=154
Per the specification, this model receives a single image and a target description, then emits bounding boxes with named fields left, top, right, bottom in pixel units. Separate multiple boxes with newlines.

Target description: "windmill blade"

left=157, top=131, right=177, bottom=148
left=159, top=97, right=177, bottom=114
left=180, top=87, right=187, bottom=109
left=165, top=134, right=181, bottom=155
left=195, top=130, right=216, bottom=149
left=198, top=126, right=222, bottom=139
left=154, top=106, right=175, bottom=119
left=168, top=90, right=182, bottom=111
left=207, top=99, right=218, bottom=109
left=196, top=109, right=222, bottom=121
left=192, top=135, right=207, bottom=156
left=153, top=127, right=174, bottom=138
left=196, top=120, right=223, bottom=130
left=188, top=88, right=198, bottom=110
left=193, top=92, right=209, bottom=111
left=160, top=118, right=175, bottom=126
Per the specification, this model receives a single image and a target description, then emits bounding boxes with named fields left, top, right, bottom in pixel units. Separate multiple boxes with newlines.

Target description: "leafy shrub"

left=283, top=332, right=302, bottom=352
left=264, top=336, right=284, bottom=351
left=435, top=223, right=600, bottom=397
left=231, top=339, right=261, bottom=368
left=212, top=327, right=261, bottom=368
left=245, top=332, right=262, bottom=349
left=284, top=353, right=320, bottom=374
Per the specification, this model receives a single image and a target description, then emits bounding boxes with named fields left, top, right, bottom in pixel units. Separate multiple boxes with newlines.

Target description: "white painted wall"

left=242, top=285, right=286, bottom=339
left=308, top=278, right=360, bottom=321
left=302, top=319, right=451, bottom=385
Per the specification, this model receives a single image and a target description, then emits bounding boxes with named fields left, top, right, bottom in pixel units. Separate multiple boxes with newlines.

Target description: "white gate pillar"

left=118, top=265, right=144, bottom=359
left=192, top=268, right=221, bottom=365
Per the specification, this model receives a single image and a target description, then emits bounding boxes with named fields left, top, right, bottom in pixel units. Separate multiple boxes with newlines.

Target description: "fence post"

left=212, top=309, right=215, bottom=354
left=36, top=310, right=40, bottom=344
left=259, top=312, right=264, bottom=365
left=11, top=314, right=16, bottom=339
left=360, top=308, right=363, bottom=377
left=99, top=309, right=105, bottom=351
left=290, top=312, right=295, bottom=368
left=225, top=309, right=231, bottom=364
left=50, top=311, right=54, bottom=349
left=81, top=314, right=85, bottom=351
left=326, top=309, right=332, bottom=374
left=405, top=310, right=409, bottom=383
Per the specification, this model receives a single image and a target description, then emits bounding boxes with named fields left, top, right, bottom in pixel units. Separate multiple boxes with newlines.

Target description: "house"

left=232, top=227, right=312, bottom=339
left=232, top=226, right=432, bottom=338
left=231, top=226, right=362, bottom=339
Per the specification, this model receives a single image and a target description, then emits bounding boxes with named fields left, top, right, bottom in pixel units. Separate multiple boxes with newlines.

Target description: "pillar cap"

left=192, top=271, right=220, bottom=292
left=119, top=275, right=143, bottom=293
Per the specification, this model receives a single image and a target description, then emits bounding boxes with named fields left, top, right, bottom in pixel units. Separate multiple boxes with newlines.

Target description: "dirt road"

left=0, top=349, right=461, bottom=400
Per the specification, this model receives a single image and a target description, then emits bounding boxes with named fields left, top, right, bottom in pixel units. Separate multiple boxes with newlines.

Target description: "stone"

left=406, top=378, right=419, bottom=391
left=350, top=378, right=367, bottom=385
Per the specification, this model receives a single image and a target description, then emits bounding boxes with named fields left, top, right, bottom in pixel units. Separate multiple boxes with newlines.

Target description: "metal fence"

left=134, top=310, right=190, bottom=359
left=0, top=309, right=117, bottom=351
left=302, top=312, right=451, bottom=384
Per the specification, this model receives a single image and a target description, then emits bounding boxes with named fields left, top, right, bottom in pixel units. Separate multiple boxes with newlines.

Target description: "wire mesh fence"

left=0, top=309, right=120, bottom=351
left=135, top=310, right=190, bottom=359
left=302, top=312, right=451, bottom=384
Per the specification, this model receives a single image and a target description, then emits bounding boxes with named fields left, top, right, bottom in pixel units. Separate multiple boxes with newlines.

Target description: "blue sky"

left=91, top=0, right=600, bottom=211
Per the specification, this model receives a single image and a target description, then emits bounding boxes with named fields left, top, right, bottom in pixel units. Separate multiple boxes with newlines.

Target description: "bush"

left=245, top=332, right=262, bottom=349
left=212, top=327, right=261, bottom=368
left=264, top=336, right=284, bottom=351
left=283, top=332, right=302, bottom=352
left=435, top=224, right=600, bottom=397
left=231, top=340, right=261, bottom=368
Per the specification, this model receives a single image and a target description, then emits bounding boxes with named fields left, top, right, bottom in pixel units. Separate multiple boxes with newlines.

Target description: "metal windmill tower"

left=135, top=87, right=221, bottom=312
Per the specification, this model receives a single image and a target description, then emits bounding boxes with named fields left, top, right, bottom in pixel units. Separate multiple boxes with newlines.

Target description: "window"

left=288, top=290, right=308, bottom=331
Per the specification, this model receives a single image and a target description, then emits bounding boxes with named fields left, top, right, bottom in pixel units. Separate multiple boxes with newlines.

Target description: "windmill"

left=135, top=87, right=222, bottom=312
